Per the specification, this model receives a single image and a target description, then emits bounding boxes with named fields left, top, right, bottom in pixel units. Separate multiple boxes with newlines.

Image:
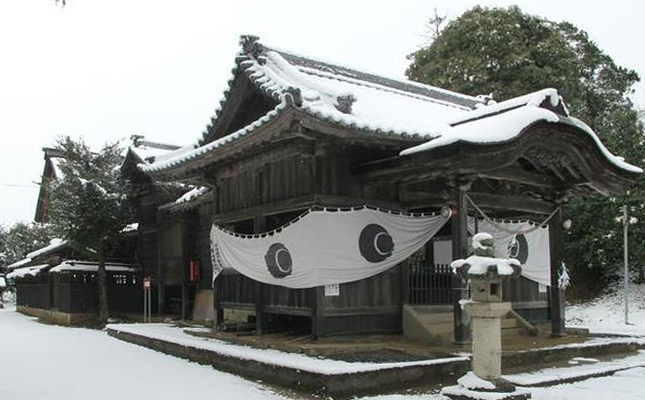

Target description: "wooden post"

left=255, top=281, right=268, bottom=335
left=452, top=183, right=471, bottom=345
left=254, top=215, right=268, bottom=335
left=549, top=206, right=566, bottom=337
left=312, top=286, right=326, bottom=339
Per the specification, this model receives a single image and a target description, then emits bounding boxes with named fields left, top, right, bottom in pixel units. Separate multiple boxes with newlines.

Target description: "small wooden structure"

left=121, top=137, right=214, bottom=319
left=135, top=36, right=639, bottom=341
left=10, top=261, right=141, bottom=325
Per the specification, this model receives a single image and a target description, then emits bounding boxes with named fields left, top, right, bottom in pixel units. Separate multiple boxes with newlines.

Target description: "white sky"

left=1, top=0, right=643, bottom=227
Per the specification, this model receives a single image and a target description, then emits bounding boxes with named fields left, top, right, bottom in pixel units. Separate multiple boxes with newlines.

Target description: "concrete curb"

left=106, top=326, right=644, bottom=398
left=107, top=328, right=469, bottom=398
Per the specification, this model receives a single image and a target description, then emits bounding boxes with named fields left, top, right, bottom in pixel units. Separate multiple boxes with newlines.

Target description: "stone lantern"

left=442, top=232, right=531, bottom=400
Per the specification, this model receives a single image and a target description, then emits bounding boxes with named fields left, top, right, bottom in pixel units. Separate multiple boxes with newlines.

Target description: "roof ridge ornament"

left=539, top=91, right=570, bottom=117
left=240, top=35, right=264, bottom=59
left=476, top=93, right=496, bottom=106
left=335, top=94, right=356, bottom=114
left=283, top=87, right=303, bottom=107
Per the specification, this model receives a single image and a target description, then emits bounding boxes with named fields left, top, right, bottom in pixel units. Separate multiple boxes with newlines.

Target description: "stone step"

left=502, top=317, right=518, bottom=329
left=415, top=312, right=454, bottom=325
left=502, top=327, right=525, bottom=337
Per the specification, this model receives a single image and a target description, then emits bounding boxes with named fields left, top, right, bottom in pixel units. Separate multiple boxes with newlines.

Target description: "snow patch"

left=49, top=260, right=137, bottom=273
left=6, top=264, right=49, bottom=280
left=122, top=223, right=139, bottom=233
left=26, top=238, right=66, bottom=259
left=451, top=255, right=521, bottom=276
left=175, top=186, right=210, bottom=204
left=457, top=371, right=496, bottom=390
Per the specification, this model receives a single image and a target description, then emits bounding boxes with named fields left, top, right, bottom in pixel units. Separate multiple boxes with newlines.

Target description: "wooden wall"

left=319, top=266, right=402, bottom=336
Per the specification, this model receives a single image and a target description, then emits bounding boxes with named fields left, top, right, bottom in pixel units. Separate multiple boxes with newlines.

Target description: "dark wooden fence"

left=16, top=271, right=142, bottom=314
left=15, top=275, right=51, bottom=310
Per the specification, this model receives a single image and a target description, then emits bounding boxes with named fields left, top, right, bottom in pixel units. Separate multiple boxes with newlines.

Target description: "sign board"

left=143, top=277, right=151, bottom=290
left=324, top=283, right=339, bottom=297
left=538, top=283, right=547, bottom=293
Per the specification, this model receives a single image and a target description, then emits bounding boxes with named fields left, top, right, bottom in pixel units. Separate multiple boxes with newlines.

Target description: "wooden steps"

left=403, top=304, right=530, bottom=345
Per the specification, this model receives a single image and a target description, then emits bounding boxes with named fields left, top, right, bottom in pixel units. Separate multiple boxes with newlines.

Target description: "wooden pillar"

left=549, top=206, right=566, bottom=337
left=214, top=278, right=224, bottom=328
left=312, top=286, right=326, bottom=339
left=181, top=266, right=187, bottom=321
left=254, top=215, right=268, bottom=335
left=181, top=221, right=187, bottom=321
left=157, top=238, right=165, bottom=317
left=255, top=281, right=268, bottom=335
left=212, top=184, right=224, bottom=328
left=452, top=184, right=471, bottom=345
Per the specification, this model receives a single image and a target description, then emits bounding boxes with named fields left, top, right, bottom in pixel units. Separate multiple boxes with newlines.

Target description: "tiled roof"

left=139, top=35, right=640, bottom=176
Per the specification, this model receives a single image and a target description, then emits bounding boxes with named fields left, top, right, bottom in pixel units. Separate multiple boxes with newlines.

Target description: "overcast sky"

left=1, top=0, right=643, bottom=227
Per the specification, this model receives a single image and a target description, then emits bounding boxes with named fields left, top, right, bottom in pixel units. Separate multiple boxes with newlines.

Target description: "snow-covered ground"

left=567, top=283, right=645, bottom=336
left=0, top=306, right=290, bottom=400
left=2, top=284, right=645, bottom=400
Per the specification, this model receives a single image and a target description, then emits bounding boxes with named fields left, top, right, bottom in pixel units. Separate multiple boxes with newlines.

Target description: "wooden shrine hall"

left=134, top=35, right=640, bottom=343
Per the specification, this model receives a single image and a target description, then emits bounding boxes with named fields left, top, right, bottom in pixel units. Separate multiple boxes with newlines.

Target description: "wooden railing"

left=408, top=262, right=454, bottom=305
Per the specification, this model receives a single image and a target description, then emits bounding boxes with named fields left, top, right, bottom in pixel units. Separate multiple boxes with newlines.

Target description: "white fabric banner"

left=210, top=208, right=449, bottom=289
left=477, top=220, right=551, bottom=286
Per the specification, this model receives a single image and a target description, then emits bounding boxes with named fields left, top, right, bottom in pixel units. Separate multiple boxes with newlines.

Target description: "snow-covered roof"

left=400, top=89, right=642, bottom=173
left=6, top=264, right=49, bottom=280
left=175, top=186, right=210, bottom=205
left=158, top=186, right=213, bottom=213
left=139, top=36, right=641, bottom=176
left=26, top=239, right=67, bottom=260
left=139, top=36, right=486, bottom=175
left=5, top=257, right=32, bottom=272
left=49, top=260, right=138, bottom=274
left=129, top=141, right=182, bottom=165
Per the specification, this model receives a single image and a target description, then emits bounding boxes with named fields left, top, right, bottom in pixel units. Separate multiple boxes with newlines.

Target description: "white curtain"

left=478, top=220, right=551, bottom=286
left=211, top=208, right=449, bottom=289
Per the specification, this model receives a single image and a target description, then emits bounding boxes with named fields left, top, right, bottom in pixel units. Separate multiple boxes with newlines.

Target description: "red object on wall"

left=189, top=260, right=201, bottom=283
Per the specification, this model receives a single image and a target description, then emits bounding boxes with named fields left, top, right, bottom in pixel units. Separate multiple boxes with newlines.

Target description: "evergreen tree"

left=0, top=225, right=7, bottom=267
left=407, top=6, right=645, bottom=296
left=2, top=222, right=53, bottom=266
left=48, top=137, right=134, bottom=323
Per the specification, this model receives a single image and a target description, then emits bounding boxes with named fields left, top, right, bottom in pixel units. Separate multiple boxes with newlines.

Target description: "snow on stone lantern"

left=442, top=232, right=531, bottom=400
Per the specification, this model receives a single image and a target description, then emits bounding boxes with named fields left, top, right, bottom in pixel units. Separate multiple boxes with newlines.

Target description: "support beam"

left=452, top=183, right=471, bottom=345
left=478, top=168, right=552, bottom=188
left=549, top=206, right=566, bottom=337
left=469, top=192, right=552, bottom=215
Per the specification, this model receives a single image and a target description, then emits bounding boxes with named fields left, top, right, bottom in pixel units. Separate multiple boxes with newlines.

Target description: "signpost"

left=622, top=205, right=630, bottom=325
left=143, top=277, right=151, bottom=323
